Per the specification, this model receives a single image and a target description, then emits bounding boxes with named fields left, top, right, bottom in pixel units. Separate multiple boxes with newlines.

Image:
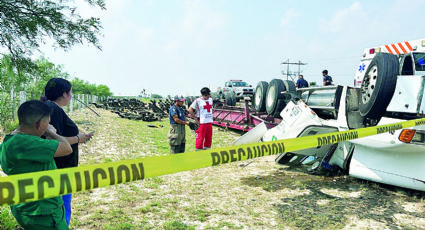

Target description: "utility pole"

left=280, top=59, right=307, bottom=81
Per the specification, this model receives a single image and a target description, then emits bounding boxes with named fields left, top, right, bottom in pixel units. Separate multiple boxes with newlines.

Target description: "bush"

left=0, top=92, right=19, bottom=132
left=0, top=207, right=21, bottom=229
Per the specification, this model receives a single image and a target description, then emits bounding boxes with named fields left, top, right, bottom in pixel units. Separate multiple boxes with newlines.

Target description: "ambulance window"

left=401, top=55, right=414, bottom=75
left=413, top=53, right=425, bottom=72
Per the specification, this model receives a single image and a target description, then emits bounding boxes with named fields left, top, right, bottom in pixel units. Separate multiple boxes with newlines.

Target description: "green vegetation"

left=1, top=108, right=425, bottom=229
left=0, top=0, right=112, bottom=131
left=0, top=0, right=104, bottom=62
left=0, top=55, right=113, bottom=131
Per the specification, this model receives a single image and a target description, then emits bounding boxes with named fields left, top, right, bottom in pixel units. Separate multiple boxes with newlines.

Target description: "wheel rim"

left=361, top=65, right=378, bottom=104
left=255, top=87, right=262, bottom=109
left=267, top=85, right=276, bottom=108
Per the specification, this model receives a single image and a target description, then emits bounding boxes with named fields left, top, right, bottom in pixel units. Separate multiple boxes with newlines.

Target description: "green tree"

left=0, top=55, right=70, bottom=98
left=151, top=94, right=163, bottom=99
left=0, top=0, right=105, bottom=61
left=28, top=56, right=70, bottom=99
left=87, top=83, right=98, bottom=95
left=70, top=77, right=87, bottom=94
left=96, top=84, right=113, bottom=97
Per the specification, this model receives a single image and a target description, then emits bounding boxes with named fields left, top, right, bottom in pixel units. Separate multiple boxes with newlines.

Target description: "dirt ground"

left=2, top=107, right=425, bottom=229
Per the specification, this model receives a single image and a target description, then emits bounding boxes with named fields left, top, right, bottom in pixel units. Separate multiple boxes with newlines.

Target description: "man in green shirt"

left=1, top=100, right=72, bottom=230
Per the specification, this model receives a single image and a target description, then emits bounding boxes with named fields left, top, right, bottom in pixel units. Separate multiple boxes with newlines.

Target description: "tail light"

left=399, top=129, right=415, bottom=143
left=399, top=129, right=425, bottom=144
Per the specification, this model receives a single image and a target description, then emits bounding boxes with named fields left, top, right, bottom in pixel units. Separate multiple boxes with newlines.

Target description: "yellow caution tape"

left=1, top=117, right=425, bottom=206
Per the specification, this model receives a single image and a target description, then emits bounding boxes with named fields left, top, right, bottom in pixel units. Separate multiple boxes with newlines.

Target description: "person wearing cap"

left=322, top=70, right=333, bottom=86
left=167, top=95, right=190, bottom=153
left=188, top=87, right=213, bottom=151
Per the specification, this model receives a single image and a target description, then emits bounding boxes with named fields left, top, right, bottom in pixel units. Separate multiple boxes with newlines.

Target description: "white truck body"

left=235, top=39, right=425, bottom=192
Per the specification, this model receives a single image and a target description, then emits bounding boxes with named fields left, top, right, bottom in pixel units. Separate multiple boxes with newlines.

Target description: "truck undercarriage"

left=221, top=51, right=425, bottom=192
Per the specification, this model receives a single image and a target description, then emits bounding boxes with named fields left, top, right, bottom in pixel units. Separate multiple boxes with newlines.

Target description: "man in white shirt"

left=188, top=87, right=213, bottom=150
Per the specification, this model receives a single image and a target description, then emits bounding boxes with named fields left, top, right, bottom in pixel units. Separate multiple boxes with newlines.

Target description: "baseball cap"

left=174, top=95, right=185, bottom=101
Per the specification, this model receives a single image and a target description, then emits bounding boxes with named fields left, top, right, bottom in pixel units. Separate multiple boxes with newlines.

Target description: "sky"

left=40, top=0, right=425, bottom=97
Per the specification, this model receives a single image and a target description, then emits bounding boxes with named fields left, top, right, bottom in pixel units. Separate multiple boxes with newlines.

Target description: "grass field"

left=1, top=107, right=425, bottom=229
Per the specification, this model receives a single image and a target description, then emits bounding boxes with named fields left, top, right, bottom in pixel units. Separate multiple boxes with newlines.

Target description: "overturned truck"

left=235, top=38, right=425, bottom=192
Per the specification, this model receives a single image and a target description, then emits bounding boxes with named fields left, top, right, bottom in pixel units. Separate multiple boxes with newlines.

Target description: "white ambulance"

left=355, top=38, right=425, bottom=86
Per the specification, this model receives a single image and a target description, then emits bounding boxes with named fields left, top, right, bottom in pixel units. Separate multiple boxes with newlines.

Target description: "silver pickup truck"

left=217, top=80, right=254, bottom=105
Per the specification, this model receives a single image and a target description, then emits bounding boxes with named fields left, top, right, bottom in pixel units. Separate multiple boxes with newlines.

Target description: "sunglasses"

left=35, top=114, right=49, bottom=125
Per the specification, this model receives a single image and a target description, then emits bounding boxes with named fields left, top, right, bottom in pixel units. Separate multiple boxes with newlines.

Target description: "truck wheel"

left=225, top=92, right=236, bottom=106
left=282, top=80, right=296, bottom=93
left=253, top=81, right=269, bottom=112
left=272, top=99, right=287, bottom=118
left=231, top=93, right=237, bottom=106
left=359, top=53, right=398, bottom=120
left=266, top=79, right=286, bottom=115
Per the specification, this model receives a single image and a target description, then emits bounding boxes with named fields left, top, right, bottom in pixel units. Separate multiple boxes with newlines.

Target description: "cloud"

left=280, top=8, right=299, bottom=29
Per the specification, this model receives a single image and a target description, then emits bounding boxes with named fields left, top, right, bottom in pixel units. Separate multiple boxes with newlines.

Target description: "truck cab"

left=235, top=38, right=425, bottom=192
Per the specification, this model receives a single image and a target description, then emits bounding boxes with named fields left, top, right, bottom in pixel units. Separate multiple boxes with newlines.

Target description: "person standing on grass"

left=189, top=87, right=213, bottom=151
left=168, top=95, right=190, bottom=153
left=41, top=78, right=94, bottom=227
left=1, top=100, right=72, bottom=229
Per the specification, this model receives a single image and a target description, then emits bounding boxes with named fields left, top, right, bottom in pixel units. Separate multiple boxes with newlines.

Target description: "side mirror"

left=228, top=85, right=233, bottom=87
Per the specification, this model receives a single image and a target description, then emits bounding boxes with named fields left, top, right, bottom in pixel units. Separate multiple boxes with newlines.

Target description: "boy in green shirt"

left=1, top=100, right=72, bottom=230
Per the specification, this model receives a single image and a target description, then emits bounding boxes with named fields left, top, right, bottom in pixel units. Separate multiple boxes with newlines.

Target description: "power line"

left=280, top=59, right=307, bottom=81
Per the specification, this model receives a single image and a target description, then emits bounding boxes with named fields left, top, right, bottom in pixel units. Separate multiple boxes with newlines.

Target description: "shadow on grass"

left=240, top=166, right=425, bottom=230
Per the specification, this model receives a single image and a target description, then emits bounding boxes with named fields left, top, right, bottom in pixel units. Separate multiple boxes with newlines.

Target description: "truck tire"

left=282, top=80, right=296, bottom=94
left=253, top=81, right=269, bottom=112
left=359, top=53, right=398, bottom=120
left=225, top=92, right=236, bottom=106
left=266, top=79, right=286, bottom=115
left=231, top=93, right=237, bottom=105
left=272, top=99, right=287, bottom=118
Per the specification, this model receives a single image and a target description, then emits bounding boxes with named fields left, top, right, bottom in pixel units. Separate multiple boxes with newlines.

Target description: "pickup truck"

left=234, top=38, right=425, bottom=192
left=217, top=80, right=254, bottom=104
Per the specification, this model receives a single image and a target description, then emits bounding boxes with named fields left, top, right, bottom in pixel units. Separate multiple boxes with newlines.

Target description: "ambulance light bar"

left=369, top=48, right=381, bottom=54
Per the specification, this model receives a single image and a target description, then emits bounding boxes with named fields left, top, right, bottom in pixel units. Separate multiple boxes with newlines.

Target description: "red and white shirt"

left=190, top=97, right=213, bottom=124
